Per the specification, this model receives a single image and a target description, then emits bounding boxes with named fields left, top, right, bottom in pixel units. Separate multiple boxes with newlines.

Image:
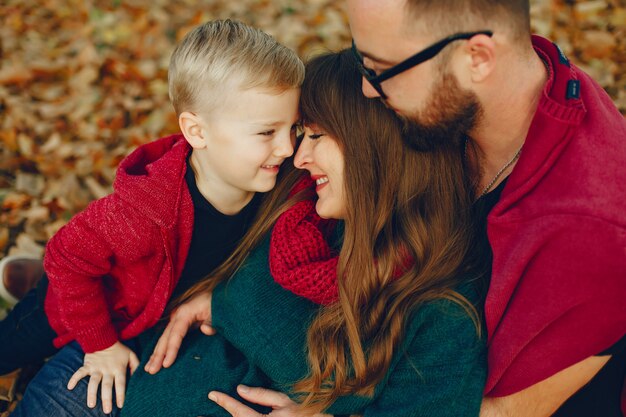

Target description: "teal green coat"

left=122, top=235, right=486, bottom=417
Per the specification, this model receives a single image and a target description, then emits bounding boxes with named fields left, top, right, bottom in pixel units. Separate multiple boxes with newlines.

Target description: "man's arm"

left=480, top=355, right=610, bottom=417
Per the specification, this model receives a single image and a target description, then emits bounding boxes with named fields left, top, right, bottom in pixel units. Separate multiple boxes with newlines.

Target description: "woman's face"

left=294, top=123, right=346, bottom=219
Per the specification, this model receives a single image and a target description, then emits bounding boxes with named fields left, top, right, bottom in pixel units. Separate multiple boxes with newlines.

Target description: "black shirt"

left=476, top=180, right=626, bottom=417
left=171, top=158, right=262, bottom=299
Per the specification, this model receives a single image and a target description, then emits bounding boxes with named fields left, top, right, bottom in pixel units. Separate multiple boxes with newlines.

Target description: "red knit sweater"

left=484, top=36, right=626, bottom=397
left=44, top=134, right=194, bottom=353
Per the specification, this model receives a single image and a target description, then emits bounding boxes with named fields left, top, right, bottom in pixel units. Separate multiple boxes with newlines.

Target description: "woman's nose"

left=294, top=138, right=313, bottom=169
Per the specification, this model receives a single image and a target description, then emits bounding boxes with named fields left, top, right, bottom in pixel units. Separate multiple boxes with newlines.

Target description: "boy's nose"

left=274, top=131, right=294, bottom=158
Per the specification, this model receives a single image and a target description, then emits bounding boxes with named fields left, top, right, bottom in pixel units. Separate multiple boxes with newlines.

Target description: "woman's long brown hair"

left=175, top=49, right=479, bottom=414
left=292, top=50, right=478, bottom=413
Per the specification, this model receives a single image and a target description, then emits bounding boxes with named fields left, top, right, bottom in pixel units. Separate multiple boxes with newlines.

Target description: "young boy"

left=2, top=19, right=303, bottom=415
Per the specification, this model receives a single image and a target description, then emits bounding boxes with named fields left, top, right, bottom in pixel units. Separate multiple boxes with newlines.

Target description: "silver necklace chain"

left=465, top=137, right=523, bottom=198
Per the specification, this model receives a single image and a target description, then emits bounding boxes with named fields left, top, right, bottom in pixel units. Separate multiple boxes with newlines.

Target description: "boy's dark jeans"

left=0, top=274, right=58, bottom=375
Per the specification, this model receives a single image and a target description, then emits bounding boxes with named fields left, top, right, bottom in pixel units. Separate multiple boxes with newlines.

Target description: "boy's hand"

left=67, top=341, right=139, bottom=414
left=145, top=291, right=214, bottom=374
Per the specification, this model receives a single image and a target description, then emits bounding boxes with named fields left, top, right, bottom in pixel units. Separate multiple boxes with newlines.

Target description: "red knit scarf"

left=269, top=180, right=412, bottom=305
left=269, top=197, right=339, bottom=305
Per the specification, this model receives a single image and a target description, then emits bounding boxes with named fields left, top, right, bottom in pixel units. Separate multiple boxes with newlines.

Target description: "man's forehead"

left=347, top=0, right=406, bottom=29
left=347, top=0, right=406, bottom=14
left=348, top=0, right=424, bottom=63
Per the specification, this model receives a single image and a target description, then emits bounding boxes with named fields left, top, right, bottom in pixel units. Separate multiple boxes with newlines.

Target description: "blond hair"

left=168, top=19, right=304, bottom=116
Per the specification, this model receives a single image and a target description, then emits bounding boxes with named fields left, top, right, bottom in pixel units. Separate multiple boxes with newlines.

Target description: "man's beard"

left=399, top=72, right=482, bottom=152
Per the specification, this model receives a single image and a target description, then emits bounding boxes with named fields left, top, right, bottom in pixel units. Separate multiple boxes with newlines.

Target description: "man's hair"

left=404, top=0, right=530, bottom=41
left=168, top=19, right=304, bottom=116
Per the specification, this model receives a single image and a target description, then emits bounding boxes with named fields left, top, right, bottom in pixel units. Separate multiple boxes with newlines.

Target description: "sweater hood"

left=114, top=134, right=191, bottom=228
left=495, top=35, right=586, bottom=211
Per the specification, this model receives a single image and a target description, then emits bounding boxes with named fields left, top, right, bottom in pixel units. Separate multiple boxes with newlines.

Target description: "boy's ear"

left=179, top=111, right=207, bottom=149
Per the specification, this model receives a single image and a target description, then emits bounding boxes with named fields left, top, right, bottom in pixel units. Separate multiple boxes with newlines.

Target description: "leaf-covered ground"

left=0, top=0, right=625, bottom=413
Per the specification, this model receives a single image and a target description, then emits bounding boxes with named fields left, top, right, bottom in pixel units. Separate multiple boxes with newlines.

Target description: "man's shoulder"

left=575, top=64, right=625, bottom=122
left=573, top=66, right=626, bottom=149
left=496, top=95, right=626, bottom=229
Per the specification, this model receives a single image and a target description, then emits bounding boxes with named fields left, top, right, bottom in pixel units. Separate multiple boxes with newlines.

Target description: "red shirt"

left=484, top=36, right=626, bottom=396
left=44, top=134, right=194, bottom=353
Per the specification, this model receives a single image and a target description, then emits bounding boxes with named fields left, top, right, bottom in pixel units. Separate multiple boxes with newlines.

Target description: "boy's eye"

left=258, top=130, right=275, bottom=136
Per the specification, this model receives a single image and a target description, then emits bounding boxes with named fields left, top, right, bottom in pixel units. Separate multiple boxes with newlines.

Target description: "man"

left=206, top=1, right=626, bottom=416
left=345, top=0, right=626, bottom=416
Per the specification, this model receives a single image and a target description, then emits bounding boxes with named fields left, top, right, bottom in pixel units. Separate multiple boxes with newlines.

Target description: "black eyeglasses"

left=351, top=31, right=493, bottom=99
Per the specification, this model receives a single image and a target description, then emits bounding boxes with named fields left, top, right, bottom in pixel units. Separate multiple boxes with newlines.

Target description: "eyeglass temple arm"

left=372, top=31, right=493, bottom=83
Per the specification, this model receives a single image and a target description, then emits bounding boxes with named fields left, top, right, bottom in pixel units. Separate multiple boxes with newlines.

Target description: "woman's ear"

left=465, top=33, right=496, bottom=84
left=179, top=111, right=208, bottom=149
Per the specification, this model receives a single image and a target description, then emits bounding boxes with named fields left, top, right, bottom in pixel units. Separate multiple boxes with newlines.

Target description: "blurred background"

left=0, top=0, right=624, bottom=412
left=0, top=0, right=625, bottom=262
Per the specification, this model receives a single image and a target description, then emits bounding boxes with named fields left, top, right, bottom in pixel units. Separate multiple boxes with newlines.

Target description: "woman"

left=118, top=49, right=486, bottom=417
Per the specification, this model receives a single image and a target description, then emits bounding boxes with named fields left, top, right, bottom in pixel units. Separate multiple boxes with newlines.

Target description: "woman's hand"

left=67, top=341, right=139, bottom=414
left=209, top=385, right=333, bottom=417
left=144, top=290, right=215, bottom=374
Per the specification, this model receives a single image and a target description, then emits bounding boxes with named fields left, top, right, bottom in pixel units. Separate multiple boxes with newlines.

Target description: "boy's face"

left=193, top=87, right=300, bottom=196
